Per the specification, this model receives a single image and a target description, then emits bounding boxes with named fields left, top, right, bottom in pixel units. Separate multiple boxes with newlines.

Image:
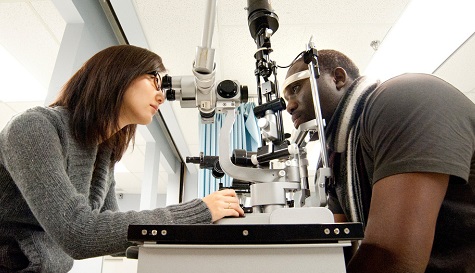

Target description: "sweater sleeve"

left=101, top=171, right=120, bottom=213
left=1, top=111, right=212, bottom=259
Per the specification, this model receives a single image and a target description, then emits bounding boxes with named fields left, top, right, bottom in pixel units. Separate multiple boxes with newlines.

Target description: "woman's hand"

left=202, top=189, right=245, bottom=222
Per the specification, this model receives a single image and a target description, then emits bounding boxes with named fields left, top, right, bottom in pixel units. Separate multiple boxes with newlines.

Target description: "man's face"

left=283, top=60, right=337, bottom=129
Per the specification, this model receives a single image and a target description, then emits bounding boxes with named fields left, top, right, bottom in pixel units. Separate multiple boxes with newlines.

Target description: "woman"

left=0, top=45, right=244, bottom=272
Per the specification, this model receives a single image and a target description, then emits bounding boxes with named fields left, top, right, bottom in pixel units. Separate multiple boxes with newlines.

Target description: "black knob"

left=217, top=80, right=238, bottom=98
left=241, top=85, right=248, bottom=103
left=200, top=109, right=215, bottom=119
left=212, top=161, right=225, bottom=179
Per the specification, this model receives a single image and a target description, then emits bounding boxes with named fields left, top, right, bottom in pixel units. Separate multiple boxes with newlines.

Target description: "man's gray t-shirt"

left=331, top=73, right=475, bottom=272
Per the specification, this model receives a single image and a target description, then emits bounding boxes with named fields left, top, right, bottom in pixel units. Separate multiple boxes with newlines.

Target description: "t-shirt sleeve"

left=360, top=73, right=475, bottom=184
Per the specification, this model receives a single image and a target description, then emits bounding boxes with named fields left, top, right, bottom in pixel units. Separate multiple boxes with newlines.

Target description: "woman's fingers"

left=202, top=189, right=245, bottom=222
left=219, top=188, right=238, bottom=197
left=224, top=200, right=245, bottom=216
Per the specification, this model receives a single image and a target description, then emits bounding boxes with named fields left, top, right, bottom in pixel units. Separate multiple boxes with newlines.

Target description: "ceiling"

left=1, top=0, right=474, bottom=195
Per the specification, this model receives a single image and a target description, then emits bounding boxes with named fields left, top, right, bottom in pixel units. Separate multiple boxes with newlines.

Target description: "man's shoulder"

left=366, top=73, right=471, bottom=114
left=377, top=73, right=462, bottom=98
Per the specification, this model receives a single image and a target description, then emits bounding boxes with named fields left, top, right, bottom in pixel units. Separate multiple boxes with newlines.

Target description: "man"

left=282, top=49, right=475, bottom=273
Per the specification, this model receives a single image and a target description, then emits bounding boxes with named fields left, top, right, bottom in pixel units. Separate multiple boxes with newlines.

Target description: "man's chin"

left=293, top=120, right=302, bottom=129
left=293, top=118, right=314, bottom=130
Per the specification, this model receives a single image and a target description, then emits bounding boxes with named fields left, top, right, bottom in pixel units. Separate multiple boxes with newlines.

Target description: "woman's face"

left=119, top=73, right=165, bottom=128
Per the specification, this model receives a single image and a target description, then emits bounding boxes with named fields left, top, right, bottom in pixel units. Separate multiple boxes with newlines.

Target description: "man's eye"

left=292, top=84, right=300, bottom=94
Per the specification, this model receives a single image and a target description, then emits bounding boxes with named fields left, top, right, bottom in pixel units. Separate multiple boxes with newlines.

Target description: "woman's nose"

left=156, top=90, right=165, bottom=105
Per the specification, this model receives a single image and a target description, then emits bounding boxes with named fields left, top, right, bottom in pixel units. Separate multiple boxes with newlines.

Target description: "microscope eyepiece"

left=165, top=89, right=176, bottom=101
left=161, top=74, right=176, bottom=101
left=162, top=74, right=172, bottom=89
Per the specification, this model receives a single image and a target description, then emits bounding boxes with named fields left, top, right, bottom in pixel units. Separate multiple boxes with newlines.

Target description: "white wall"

left=117, top=193, right=167, bottom=211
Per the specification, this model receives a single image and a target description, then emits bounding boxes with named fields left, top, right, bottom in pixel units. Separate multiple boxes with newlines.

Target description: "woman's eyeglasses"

left=147, top=71, right=162, bottom=92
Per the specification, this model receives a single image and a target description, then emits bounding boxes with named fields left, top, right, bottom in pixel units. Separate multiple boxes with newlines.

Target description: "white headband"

left=281, top=70, right=310, bottom=96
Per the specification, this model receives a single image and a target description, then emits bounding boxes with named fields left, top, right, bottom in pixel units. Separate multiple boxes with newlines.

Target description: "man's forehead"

left=282, top=69, right=310, bottom=97
left=286, top=59, right=308, bottom=77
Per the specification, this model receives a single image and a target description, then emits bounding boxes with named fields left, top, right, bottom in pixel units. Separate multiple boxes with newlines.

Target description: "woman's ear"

left=333, top=67, right=348, bottom=91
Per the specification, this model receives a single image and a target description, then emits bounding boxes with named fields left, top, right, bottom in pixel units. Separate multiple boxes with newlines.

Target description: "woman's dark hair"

left=50, top=45, right=166, bottom=163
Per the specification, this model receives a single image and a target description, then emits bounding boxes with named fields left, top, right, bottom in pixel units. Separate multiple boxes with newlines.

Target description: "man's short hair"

left=317, top=49, right=360, bottom=80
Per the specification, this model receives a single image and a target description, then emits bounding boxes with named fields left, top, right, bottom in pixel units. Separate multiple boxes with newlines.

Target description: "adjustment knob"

left=217, top=80, right=238, bottom=98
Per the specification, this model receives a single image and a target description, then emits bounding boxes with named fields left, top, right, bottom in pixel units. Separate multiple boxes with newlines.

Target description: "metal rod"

left=201, top=0, right=217, bottom=48
left=307, top=43, right=329, bottom=168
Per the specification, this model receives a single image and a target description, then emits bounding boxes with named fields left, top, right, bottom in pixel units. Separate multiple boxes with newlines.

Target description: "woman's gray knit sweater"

left=0, top=106, right=212, bottom=273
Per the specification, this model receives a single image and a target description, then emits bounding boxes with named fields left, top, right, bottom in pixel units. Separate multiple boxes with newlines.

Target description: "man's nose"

left=286, top=99, right=297, bottom=114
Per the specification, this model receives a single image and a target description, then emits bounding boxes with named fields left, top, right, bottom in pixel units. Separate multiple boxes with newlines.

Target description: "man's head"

left=283, top=49, right=360, bottom=129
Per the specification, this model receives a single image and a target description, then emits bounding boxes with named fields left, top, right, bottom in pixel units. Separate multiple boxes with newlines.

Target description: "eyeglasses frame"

left=147, top=71, right=162, bottom=92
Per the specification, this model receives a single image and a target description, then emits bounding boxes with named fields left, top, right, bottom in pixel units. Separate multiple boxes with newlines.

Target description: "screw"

left=370, top=40, right=381, bottom=51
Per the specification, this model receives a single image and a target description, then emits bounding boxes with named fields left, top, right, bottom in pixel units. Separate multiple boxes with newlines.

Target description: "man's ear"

left=333, top=67, right=348, bottom=91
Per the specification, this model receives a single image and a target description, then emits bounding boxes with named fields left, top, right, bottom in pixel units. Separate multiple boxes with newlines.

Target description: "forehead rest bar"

left=281, top=70, right=310, bottom=97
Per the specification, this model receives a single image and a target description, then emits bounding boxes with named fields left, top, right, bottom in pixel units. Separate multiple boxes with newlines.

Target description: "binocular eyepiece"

left=160, top=74, right=248, bottom=123
left=161, top=74, right=248, bottom=103
left=161, top=74, right=175, bottom=101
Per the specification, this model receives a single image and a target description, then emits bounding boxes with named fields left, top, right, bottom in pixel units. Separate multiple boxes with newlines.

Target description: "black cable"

left=276, top=50, right=306, bottom=69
